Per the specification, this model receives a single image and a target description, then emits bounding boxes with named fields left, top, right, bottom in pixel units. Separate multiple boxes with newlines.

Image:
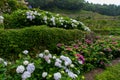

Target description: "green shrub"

left=4, top=9, right=90, bottom=31
left=0, top=25, right=86, bottom=60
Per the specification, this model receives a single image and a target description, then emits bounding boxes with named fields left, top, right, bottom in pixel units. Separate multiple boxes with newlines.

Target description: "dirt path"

left=84, top=58, right=120, bottom=80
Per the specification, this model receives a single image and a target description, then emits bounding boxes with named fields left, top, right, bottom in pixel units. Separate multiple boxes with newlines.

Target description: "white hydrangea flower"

left=0, top=16, right=4, bottom=23
left=42, top=72, right=48, bottom=78
left=61, top=23, right=63, bottom=25
left=55, top=61, right=62, bottom=68
left=65, top=69, right=70, bottom=73
left=33, top=11, right=38, bottom=15
left=60, top=56, right=72, bottom=66
left=48, top=54, right=52, bottom=58
left=4, top=61, right=7, bottom=66
left=44, top=50, right=49, bottom=54
left=65, top=57, right=72, bottom=65
left=22, top=71, right=31, bottom=80
left=26, top=11, right=37, bottom=21
left=68, top=72, right=78, bottom=79
left=16, top=65, right=25, bottom=73
left=60, top=55, right=66, bottom=60
left=39, top=53, right=44, bottom=58
left=71, top=23, right=75, bottom=27
left=65, top=61, right=69, bottom=66
left=23, top=60, right=29, bottom=65
left=0, top=58, right=4, bottom=63
left=46, top=12, right=48, bottom=14
left=78, top=61, right=83, bottom=64
left=53, top=56, right=56, bottom=59
left=47, top=59, right=51, bottom=64
left=56, top=58, right=62, bottom=63
left=50, top=17, right=55, bottom=22
left=26, top=63, right=35, bottom=73
left=54, top=72, right=61, bottom=80
left=44, top=55, right=50, bottom=61
left=84, top=26, right=91, bottom=31
left=43, top=16, right=47, bottom=21
left=23, top=50, right=29, bottom=55
left=64, top=25, right=67, bottom=28
left=0, top=16, right=4, bottom=19
left=72, top=19, right=77, bottom=23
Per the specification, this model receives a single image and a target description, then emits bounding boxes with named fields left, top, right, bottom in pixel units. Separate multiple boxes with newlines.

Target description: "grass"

left=95, top=63, right=120, bottom=80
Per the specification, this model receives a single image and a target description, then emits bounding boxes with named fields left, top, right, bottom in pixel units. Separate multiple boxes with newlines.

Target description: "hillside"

left=49, top=9, right=120, bottom=35
left=49, top=9, right=118, bottom=19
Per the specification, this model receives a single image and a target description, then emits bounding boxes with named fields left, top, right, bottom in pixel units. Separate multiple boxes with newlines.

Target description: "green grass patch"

left=95, top=63, right=120, bottom=80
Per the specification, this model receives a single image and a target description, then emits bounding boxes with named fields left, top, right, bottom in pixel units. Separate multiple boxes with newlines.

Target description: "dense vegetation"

left=0, top=0, right=120, bottom=80
left=27, top=0, right=120, bottom=16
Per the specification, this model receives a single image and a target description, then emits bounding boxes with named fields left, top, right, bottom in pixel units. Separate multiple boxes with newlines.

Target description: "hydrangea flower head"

left=42, top=72, right=48, bottom=78
left=23, top=50, right=29, bottom=55
left=26, top=63, right=35, bottom=73
left=16, top=65, right=25, bottom=73
left=23, top=60, right=29, bottom=65
left=22, top=71, right=31, bottom=80
left=54, top=72, right=61, bottom=80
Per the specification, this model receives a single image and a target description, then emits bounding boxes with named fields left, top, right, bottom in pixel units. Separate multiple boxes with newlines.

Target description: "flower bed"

left=0, top=50, right=85, bottom=80
left=57, top=36, right=120, bottom=72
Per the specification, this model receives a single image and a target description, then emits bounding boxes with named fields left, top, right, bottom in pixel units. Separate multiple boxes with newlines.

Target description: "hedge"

left=0, top=25, right=86, bottom=60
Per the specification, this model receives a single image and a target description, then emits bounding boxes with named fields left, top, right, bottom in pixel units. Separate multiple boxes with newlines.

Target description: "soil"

left=84, top=58, right=120, bottom=80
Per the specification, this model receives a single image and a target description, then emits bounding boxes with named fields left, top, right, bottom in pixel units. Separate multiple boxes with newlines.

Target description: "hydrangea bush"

left=57, top=36, right=120, bottom=71
left=4, top=9, right=90, bottom=31
left=0, top=50, right=85, bottom=80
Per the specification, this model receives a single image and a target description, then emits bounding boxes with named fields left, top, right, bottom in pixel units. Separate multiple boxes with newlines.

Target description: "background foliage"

left=27, top=0, right=120, bottom=16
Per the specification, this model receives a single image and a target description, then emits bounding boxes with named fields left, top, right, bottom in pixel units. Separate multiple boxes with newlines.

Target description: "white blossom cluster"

left=26, top=11, right=40, bottom=21
left=54, top=72, right=61, bottom=80
left=0, top=16, right=4, bottom=24
left=39, top=50, right=52, bottom=64
left=79, top=22, right=91, bottom=31
left=16, top=50, right=35, bottom=80
left=54, top=55, right=78, bottom=79
left=23, top=50, right=29, bottom=55
left=0, top=58, right=7, bottom=66
left=16, top=63, right=35, bottom=80
left=38, top=50, right=78, bottom=79
left=16, top=50, right=79, bottom=80
left=25, top=10, right=91, bottom=31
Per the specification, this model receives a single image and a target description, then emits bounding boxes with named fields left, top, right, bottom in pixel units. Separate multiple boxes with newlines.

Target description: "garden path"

left=84, top=58, right=120, bottom=80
